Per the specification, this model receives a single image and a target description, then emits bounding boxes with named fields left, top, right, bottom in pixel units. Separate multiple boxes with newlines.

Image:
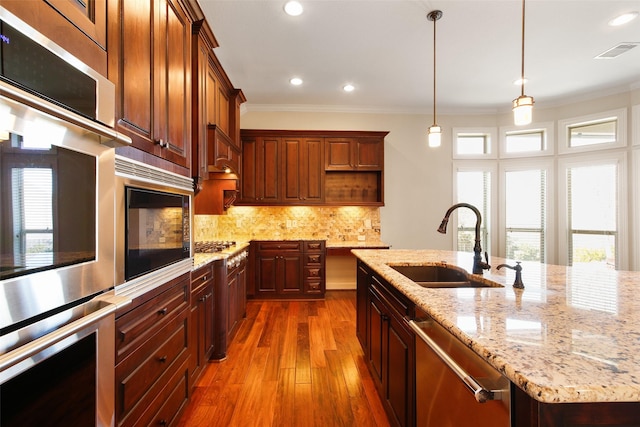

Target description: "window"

left=454, top=168, right=493, bottom=255
left=558, top=108, right=627, bottom=154
left=499, top=123, right=554, bottom=158
left=502, top=167, right=548, bottom=262
left=569, top=120, right=617, bottom=148
left=558, top=153, right=627, bottom=270
left=453, top=128, right=497, bottom=159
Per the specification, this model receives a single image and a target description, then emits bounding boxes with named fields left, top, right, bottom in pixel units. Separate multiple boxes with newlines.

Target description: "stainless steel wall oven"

left=0, top=7, right=130, bottom=427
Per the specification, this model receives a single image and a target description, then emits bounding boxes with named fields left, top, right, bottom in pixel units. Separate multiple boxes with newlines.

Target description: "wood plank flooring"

left=178, top=291, right=390, bottom=427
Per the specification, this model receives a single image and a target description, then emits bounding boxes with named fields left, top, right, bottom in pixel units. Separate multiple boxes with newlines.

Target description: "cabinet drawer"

left=305, top=253, right=323, bottom=264
left=304, top=240, right=325, bottom=252
left=191, top=264, right=214, bottom=294
left=304, top=267, right=322, bottom=279
left=116, top=278, right=189, bottom=363
left=304, top=280, right=323, bottom=294
left=116, top=312, right=189, bottom=418
left=371, top=275, right=410, bottom=318
left=257, top=241, right=301, bottom=251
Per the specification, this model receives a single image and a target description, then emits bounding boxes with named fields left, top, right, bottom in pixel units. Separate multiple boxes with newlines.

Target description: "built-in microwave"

left=115, top=156, right=193, bottom=285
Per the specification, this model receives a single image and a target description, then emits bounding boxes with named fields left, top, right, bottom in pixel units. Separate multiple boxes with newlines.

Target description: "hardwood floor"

left=178, top=291, right=390, bottom=427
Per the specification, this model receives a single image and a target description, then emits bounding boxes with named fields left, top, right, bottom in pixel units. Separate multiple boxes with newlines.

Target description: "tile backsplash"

left=194, top=206, right=381, bottom=242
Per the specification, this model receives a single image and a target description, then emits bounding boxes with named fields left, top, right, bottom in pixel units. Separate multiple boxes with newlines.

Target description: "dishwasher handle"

left=408, top=318, right=503, bottom=403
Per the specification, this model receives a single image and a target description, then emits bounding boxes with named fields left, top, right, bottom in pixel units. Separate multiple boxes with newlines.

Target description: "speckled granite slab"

left=352, top=249, right=640, bottom=404
left=192, top=242, right=250, bottom=270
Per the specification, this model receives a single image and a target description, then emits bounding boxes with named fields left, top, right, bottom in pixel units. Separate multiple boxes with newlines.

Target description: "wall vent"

left=594, top=42, right=639, bottom=59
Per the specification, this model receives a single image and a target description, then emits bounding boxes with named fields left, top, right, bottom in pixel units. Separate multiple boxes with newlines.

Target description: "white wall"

left=240, top=87, right=640, bottom=257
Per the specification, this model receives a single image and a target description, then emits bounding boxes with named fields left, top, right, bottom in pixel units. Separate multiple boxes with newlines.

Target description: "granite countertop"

left=352, top=249, right=640, bottom=404
left=325, top=240, right=390, bottom=249
left=192, top=242, right=249, bottom=270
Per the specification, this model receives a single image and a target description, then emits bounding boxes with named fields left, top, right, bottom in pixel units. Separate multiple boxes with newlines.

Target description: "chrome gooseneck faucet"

left=437, top=203, right=491, bottom=275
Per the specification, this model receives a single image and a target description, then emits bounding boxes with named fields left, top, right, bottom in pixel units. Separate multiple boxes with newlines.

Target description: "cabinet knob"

left=157, top=308, right=168, bottom=315
left=198, top=296, right=206, bottom=302
left=381, top=314, right=390, bottom=322
left=158, top=355, right=168, bottom=363
left=158, top=419, right=168, bottom=426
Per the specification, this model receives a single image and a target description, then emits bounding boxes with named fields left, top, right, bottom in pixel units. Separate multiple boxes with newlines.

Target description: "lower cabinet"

left=189, top=263, right=216, bottom=387
left=251, top=240, right=325, bottom=299
left=226, top=253, right=247, bottom=344
left=367, top=273, right=415, bottom=427
left=115, top=273, right=191, bottom=427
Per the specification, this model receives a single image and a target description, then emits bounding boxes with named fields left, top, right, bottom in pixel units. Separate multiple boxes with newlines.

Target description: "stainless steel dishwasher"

left=408, top=308, right=511, bottom=427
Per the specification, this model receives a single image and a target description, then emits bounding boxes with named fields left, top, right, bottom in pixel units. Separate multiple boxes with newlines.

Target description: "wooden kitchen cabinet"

left=109, top=0, right=192, bottom=173
left=189, top=263, right=215, bottom=387
left=325, top=137, right=383, bottom=171
left=239, top=130, right=387, bottom=206
left=250, top=240, right=326, bottom=299
left=226, top=251, right=247, bottom=343
left=115, top=273, right=190, bottom=427
left=357, top=261, right=414, bottom=427
left=3, top=0, right=107, bottom=74
left=192, top=20, right=245, bottom=191
left=239, top=135, right=281, bottom=204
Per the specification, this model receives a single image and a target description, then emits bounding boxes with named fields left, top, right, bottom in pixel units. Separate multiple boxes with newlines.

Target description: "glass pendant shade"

left=513, top=95, right=534, bottom=126
left=428, top=125, right=442, bottom=147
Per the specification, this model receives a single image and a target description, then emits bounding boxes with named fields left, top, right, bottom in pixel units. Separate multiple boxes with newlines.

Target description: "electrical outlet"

left=292, top=220, right=297, bottom=227
left=364, top=219, right=372, bottom=229
left=286, top=220, right=292, bottom=228
left=357, top=235, right=366, bottom=241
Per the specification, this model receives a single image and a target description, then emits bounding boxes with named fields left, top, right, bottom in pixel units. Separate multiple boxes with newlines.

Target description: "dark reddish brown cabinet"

left=239, top=130, right=386, bottom=206
left=250, top=240, right=325, bottom=299
left=108, top=0, right=193, bottom=172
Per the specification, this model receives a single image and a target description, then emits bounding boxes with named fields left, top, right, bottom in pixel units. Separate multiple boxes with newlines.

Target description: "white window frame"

left=498, top=158, right=555, bottom=263
left=557, top=108, right=627, bottom=155
left=452, top=127, right=498, bottom=160
left=632, top=104, right=640, bottom=147
left=452, top=161, right=498, bottom=257
left=557, top=151, right=628, bottom=270
left=499, top=122, right=555, bottom=159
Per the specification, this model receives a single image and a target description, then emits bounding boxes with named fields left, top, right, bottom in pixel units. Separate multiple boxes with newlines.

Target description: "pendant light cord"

left=433, top=13, right=438, bottom=124
left=520, top=0, right=526, bottom=98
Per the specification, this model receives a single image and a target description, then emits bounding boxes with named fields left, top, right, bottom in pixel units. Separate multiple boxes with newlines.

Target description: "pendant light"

left=513, top=0, right=534, bottom=126
left=427, top=10, right=442, bottom=148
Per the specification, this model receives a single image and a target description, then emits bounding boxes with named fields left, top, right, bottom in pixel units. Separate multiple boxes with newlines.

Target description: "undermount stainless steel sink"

left=390, top=265, right=502, bottom=288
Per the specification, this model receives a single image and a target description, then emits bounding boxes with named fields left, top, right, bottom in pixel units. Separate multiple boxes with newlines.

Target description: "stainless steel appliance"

left=408, top=308, right=511, bottom=427
left=114, top=155, right=193, bottom=287
left=0, top=8, right=130, bottom=426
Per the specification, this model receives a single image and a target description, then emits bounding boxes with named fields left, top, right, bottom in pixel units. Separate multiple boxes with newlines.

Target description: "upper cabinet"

left=238, top=130, right=387, bottom=206
left=325, top=137, right=384, bottom=171
left=192, top=19, right=245, bottom=195
left=2, top=0, right=108, bottom=74
left=108, top=0, right=193, bottom=174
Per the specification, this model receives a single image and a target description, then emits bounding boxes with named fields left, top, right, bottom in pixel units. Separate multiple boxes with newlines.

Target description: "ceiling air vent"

left=595, top=42, right=639, bottom=59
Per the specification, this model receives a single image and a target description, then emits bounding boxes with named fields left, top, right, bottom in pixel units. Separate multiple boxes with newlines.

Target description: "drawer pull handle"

left=159, top=419, right=168, bottom=426
left=202, top=275, right=207, bottom=281
left=407, top=319, right=507, bottom=403
left=158, top=355, right=168, bottom=363
left=158, top=308, right=168, bottom=315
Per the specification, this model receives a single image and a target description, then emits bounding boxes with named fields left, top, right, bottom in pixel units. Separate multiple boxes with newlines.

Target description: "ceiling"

left=197, top=0, right=640, bottom=115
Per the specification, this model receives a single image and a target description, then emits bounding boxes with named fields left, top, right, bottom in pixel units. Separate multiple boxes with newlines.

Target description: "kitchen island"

left=353, top=249, right=640, bottom=426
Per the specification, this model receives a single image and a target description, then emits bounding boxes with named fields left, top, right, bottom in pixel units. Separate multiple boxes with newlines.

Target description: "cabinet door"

left=325, top=138, right=355, bottom=170
left=256, top=253, right=278, bottom=294
left=227, top=268, right=239, bottom=341
left=302, top=138, right=324, bottom=202
left=356, top=263, right=370, bottom=349
left=157, top=0, right=190, bottom=167
left=118, top=0, right=153, bottom=145
left=282, top=138, right=302, bottom=202
left=355, top=138, right=383, bottom=170
left=279, top=254, right=303, bottom=294
left=260, top=137, right=280, bottom=202
left=386, top=315, right=413, bottom=427
left=368, top=288, right=385, bottom=389
left=255, top=251, right=303, bottom=296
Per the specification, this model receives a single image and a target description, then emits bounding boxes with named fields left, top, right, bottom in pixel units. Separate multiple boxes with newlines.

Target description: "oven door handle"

left=0, top=302, right=117, bottom=373
left=408, top=318, right=503, bottom=403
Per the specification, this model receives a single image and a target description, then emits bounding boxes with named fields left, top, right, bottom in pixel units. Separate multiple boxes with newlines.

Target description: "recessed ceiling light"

left=343, top=84, right=355, bottom=92
left=290, top=77, right=303, bottom=86
left=284, top=1, right=303, bottom=16
left=608, top=11, right=638, bottom=26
